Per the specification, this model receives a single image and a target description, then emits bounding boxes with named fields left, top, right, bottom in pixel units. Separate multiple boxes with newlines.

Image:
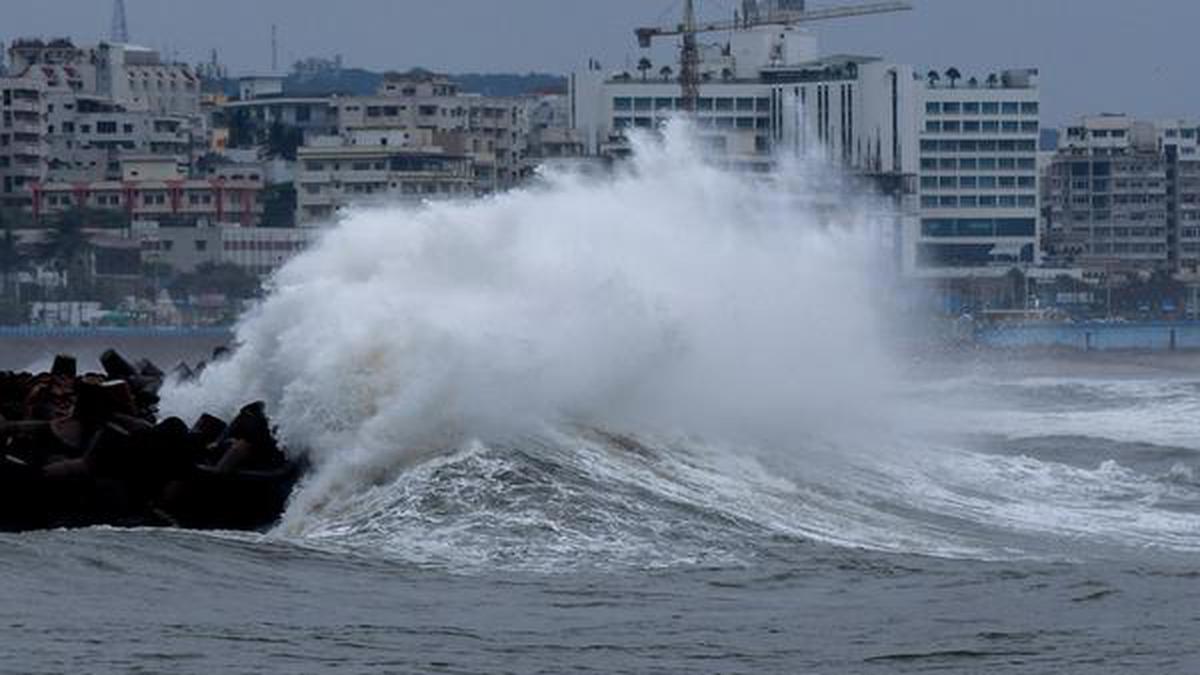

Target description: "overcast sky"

left=3, top=0, right=1196, bottom=126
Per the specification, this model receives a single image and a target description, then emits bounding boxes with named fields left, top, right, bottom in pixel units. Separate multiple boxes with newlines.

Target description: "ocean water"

left=5, top=359, right=1200, bottom=673
left=5, top=126, right=1199, bottom=673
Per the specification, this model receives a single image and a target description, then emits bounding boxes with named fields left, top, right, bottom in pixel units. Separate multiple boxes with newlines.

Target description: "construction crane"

left=110, top=0, right=130, bottom=44
left=636, top=0, right=913, bottom=111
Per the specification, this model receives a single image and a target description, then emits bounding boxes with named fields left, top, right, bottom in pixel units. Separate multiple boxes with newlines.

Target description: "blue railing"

left=976, top=321, right=1200, bottom=351
left=0, top=326, right=233, bottom=339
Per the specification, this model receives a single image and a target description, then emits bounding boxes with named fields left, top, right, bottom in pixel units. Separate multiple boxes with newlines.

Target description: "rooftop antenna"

left=271, top=24, right=278, bottom=73
left=110, top=0, right=130, bottom=43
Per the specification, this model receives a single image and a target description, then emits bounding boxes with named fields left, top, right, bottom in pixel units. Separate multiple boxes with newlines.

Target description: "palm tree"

left=659, top=65, right=673, bottom=82
left=967, top=76, right=979, bottom=88
left=637, top=57, right=652, bottom=81
left=945, top=67, right=962, bottom=88
left=927, top=70, right=941, bottom=87
left=986, top=73, right=999, bottom=89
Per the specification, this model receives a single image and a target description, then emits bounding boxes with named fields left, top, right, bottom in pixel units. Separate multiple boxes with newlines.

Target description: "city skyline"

left=2, top=0, right=1197, bottom=126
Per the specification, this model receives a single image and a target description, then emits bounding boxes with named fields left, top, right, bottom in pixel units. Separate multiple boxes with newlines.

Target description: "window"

left=981, top=102, right=999, bottom=114
left=982, top=120, right=999, bottom=133
left=655, top=98, right=673, bottom=110
left=926, top=102, right=940, bottom=115
left=979, top=176, right=997, bottom=188
left=943, top=120, right=961, bottom=132
left=921, top=176, right=938, bottom=189
left=959, top=158, right=978, bottom=170
left=714, top=98, right=734, bottom=111
left=634, top=98, right=652, bottom=111
left=736, top=97, right=755, bottom=111
left=943, top=102, right=961, bottom=114
left=963, top=102, right=980, bottom=115
left=1021, top=102, right=1039, bottom=115
left=1002, top=102, right=1019, bottom=115
left=940, top=176, right=957, bottom=188
left=926, top=121, right=940, bottom=133
left=963, top=121, right=980, bottom=132
left=613, top=97, right=632, bottom=111
left=960, top=176, right=978, bottom=188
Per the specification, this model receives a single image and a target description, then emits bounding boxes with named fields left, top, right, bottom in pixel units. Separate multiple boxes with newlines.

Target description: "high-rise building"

left=907, top=69, right=1041, bottom=278
left=0, top=76, right=47, bottom=209
left=1042, top=115, right=1200, bottom=277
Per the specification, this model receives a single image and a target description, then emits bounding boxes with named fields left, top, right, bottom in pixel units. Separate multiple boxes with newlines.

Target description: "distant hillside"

left=451, top=73, right=567, bottom=97
left=212, top=69, right=567, bottom=99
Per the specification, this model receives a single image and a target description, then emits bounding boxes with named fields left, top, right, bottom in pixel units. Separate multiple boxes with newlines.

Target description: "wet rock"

left=51, top=355, right=77, bottom=379
left=0, top=350, right=305, bottom=533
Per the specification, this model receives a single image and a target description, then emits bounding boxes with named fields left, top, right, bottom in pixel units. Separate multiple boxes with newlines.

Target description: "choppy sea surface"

left=3, top=349, right=1200, bottom=673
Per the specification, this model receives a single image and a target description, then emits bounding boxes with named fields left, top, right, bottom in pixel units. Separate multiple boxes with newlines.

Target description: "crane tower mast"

left=636, top=0, right=912, bottom=111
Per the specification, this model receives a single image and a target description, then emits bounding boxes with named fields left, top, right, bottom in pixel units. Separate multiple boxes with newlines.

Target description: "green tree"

left=945, top=67, right=962, bottom=88
left=0, top=227, right=21, bottom=300
left=266, top=121, right=304, bottom=161
left=41, top=209, right=93, bottom=296
left=260, top=184, right=297, bottom=228
left=170, top=261, right=261, bottom=300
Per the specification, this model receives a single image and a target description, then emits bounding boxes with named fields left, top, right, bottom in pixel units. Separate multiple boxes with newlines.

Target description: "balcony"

left=9, top=119, right=43, bottom=135
left=8, top=98, right=42, bottom=114
left=9, top=142, right=45, bottom=157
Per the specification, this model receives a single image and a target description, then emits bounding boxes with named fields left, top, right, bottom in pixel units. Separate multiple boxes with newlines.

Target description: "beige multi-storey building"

left=33, top=156, right=265, bottom=227
left=295, top=133, right=475, bottom=224
left=1042, top=115, right=1200, bottom=276
left=333, top=70, right=531, bottom=192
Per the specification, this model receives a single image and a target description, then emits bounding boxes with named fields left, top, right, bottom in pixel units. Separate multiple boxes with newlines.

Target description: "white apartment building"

left=572, top=24, right=921, bottom=276
left=0, top=76, right=46, bottom=208
left=573, top=26, right=918, bottom=171
left=908, top=69, right=1041, bottom=278
left=8, top=40, right=200, bottom=116
left=134, top=223, right=318, bottom=277
left=44, top=93, right=202, bottom=182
